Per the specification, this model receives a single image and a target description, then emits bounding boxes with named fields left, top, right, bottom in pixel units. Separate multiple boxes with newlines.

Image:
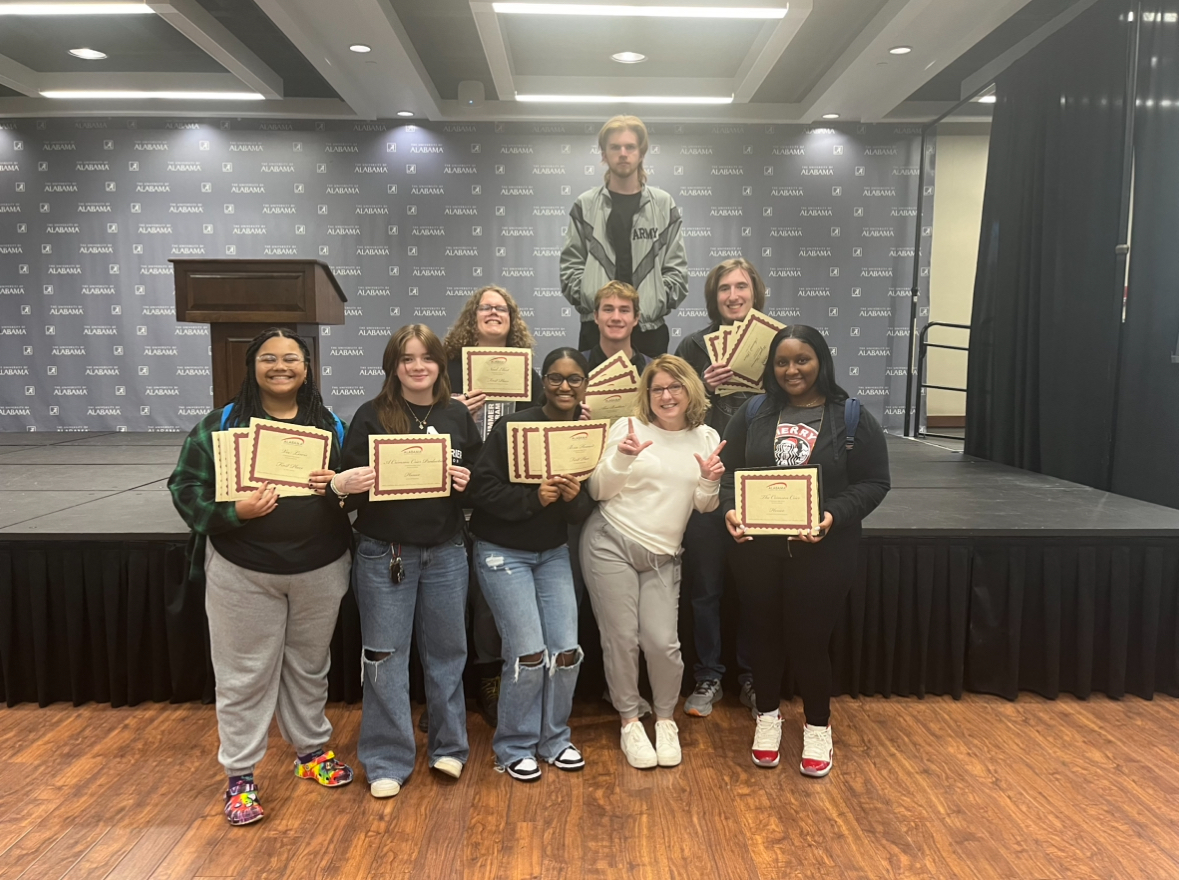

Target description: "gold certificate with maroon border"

left=541, top=420, right=610, bottom=481
left=462, top=347, right=533, bottom=401
left=246, top=418, right=331, bottom=494
left=508, top=424, right=545, bottom=484
left=725, top=310, right=785, bottom=384
left=369, top=433, right=452, bottom=501
left=734, top=466, right=823, bottom=536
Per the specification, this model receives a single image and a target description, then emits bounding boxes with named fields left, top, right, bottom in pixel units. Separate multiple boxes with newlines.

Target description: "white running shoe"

left=620, top=721, right=658, bottom=769
left=431, top=757, right=464, bottom=779
left=369, top=778, right=401, bottom=798
left=800, top=724, right=833, bottom=777
left=654, top=719, right=682, bottom=767
left=752, top=712, right=783, bottom=768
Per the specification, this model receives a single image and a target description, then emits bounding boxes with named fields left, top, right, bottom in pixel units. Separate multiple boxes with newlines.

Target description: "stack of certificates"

left=507, top=419, right=610, bottom=484
left=704, top=309, right=786, bottom=395
left=582, top=351, right=641, bottom=423
left=212, top=418, right=333, bottom=502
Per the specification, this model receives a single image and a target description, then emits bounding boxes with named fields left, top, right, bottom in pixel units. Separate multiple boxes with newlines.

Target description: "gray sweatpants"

left=205, top=543, right=351, bottom=777
left=580, top=509, right=683, bottom=720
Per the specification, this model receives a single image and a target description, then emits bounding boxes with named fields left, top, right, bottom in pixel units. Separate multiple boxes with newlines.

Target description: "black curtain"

left=1111, top=2, right=1179, bottom=510
left=6, top=536, right=1178, bottom=709
left=965, top=0, right=1132, bottom=489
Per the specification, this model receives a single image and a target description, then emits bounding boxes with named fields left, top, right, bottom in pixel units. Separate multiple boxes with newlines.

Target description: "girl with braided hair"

left=169, top=327, right=375, bottom=826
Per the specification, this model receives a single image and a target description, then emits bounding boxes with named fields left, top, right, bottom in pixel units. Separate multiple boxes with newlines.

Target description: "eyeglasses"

left=649, top=383, right=685, bottom=397
left=476, top=304, right=510, bottom=315
left=257, top=355, right=305, bottom=366
left=543, top=373, right=586, bottom=387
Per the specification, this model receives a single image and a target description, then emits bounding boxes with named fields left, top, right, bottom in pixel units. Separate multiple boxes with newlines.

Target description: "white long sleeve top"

left=588, top=417, right=721, bottom=556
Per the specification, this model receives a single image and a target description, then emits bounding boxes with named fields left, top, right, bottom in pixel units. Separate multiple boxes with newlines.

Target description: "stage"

left=2, top=431, right=1178, bottom=707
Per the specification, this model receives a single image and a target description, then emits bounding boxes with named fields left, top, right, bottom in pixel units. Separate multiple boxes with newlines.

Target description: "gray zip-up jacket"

left=559, top=184, right=689, bottom=332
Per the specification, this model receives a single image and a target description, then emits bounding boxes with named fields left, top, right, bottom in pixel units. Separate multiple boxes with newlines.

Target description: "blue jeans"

left=353, top=531, right=470, bottom=784
left=681, top=507, right=751, bottom=683
left=472, top=540, right=581, bottom=766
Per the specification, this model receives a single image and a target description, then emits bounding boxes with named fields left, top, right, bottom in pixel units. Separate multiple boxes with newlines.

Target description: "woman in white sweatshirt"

left=581, top=354, right=726, bottom=769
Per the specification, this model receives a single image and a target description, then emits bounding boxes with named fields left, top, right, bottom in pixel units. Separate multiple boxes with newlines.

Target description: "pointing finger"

left=712, top=440, right=727, bottom=457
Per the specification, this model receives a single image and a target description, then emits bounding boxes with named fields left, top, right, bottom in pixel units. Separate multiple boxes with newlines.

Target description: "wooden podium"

left=171, top=259, right=347, bottom=407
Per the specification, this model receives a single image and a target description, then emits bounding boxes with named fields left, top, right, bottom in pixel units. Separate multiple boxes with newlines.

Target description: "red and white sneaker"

left=751, top=712, right=782, bottom=767
left=800, top=723, right=833, bottom=777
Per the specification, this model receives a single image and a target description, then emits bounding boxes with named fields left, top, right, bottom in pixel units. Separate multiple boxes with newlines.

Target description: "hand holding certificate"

left=704, top=309, right=786, bottom=392
left=733, top=467, right=823, bottom=536
left=369, top=434, right=452, bottom=500
left=246, top=418, right=332, bottom=496
left=462, top=347, right=533, bottom=401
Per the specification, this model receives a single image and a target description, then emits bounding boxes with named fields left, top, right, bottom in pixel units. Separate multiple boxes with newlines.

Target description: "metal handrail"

left=915, top=321, right=970, bottom=440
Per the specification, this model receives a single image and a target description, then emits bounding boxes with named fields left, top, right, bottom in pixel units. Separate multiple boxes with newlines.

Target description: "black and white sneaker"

left=548, top=746, right=585, bottom=771
left=496, top=756, right=542, bottom=782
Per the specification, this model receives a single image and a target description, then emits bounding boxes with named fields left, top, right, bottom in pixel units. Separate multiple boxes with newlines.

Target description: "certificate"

left=508, top=423, right=546, bottom=484
left=542, top=419, right=610, bottom=481
left=462, top=347, right=533, bottom=401
left=724, top=310, right=785, bottom=384
left=734, top=467, right=823, bottom=536
left=247, top=418, right=330, bottom=494
left=213, top=430, right=254, bottom=502
left=583, top=388, right=637, bottom=424
left=369, top=434, right=452, bottom=500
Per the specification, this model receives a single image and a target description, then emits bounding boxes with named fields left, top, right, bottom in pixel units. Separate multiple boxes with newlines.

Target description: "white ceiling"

left=0, top=0, right=1090, bottom=123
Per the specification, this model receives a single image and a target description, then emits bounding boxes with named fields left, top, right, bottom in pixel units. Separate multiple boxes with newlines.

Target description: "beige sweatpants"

left=579, top=509, right=684, bottom=720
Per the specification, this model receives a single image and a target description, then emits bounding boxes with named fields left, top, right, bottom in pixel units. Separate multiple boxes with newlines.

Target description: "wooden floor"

left=3, top=693, right=1179, bottom=880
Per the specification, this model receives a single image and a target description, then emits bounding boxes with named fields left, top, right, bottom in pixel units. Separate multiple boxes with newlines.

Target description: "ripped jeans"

left=353, top=531, right=469, bottom=785
left=472, top=540, right=581, bottom=767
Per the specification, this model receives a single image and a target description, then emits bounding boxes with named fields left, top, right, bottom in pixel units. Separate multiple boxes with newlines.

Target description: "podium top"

left=171, top=259, right=347, bottom=325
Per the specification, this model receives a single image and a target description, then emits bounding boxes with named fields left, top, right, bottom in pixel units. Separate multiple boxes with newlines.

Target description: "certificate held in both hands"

left=246, top=418, right=333, bottom=496
left=734, top=466, right=824, bottom=536
left=369, top=433, right=452, bottom=500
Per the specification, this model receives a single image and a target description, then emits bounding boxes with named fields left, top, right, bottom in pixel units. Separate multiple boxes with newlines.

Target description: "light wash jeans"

left=472, top=540, right=581, bottom=766
left=353, top=531, right=469, bottom=785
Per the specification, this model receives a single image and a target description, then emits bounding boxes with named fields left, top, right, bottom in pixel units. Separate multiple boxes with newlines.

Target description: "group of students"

left=168, top=258, right=892, bottom=827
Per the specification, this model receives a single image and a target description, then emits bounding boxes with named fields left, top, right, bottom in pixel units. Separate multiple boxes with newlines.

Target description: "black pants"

left=730, top=525, right=860, bottom=726
left=578, top=321, right=669, bottom=358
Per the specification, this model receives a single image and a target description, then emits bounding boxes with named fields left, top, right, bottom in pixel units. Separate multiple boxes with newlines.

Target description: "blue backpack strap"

left=219, top=402, right=234, bottom=431
left=843, top=398, right=860, bottom=450
left=330, top=412, right=345, bottom=446
left=744, top=393, right=767, bottom=425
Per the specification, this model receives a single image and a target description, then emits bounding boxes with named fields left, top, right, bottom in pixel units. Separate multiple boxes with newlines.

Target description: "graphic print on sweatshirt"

left=774, top=420, right=819, bottom=466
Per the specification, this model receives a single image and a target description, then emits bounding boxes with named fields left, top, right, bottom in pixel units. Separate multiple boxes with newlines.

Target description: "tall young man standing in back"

left=561, top=115, right=688, bottom=357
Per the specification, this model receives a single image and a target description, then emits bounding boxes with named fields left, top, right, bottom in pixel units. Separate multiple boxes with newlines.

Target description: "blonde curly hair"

left=442, top=285, right=535, bottom=360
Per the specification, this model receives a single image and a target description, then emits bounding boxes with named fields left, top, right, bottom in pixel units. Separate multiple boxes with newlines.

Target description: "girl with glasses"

left=465, top=348, right=595, bottom=781
left=334, top=324, right=483, bottom=799
left=168, top=328, right=375, bottom=826
left=442, top=286, right=546, bottom=727
left=580, top=354, right=726, bottom=769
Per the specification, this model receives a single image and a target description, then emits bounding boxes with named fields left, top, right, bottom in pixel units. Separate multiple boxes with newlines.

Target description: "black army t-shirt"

left=606, top=190, right=642, bottom=285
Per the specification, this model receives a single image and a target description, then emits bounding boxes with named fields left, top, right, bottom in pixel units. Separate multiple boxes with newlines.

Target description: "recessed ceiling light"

left=976, top=95, right=997, bottom=104
left=396, top=110, right=414, bottom=117
left=69, top=47, right=107, bottom=60
left=821, top=113, right=839, bottom=119
left=42, top=90, right=265, bottom=100
left=516, top=93, right=733, bottom=104
left=889, top=46, right=912, bottom=55
left=349, top=43, right=371, bottom=53
left=0, top=3, right=152, bottom=13
left=494, top=3, right=786, bottom=19
left=612, top=51, right=646, bottom=63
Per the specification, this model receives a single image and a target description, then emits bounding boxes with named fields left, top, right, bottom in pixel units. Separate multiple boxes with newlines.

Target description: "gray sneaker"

left=740, top=680, right=757, bottom=716
left=684, top=679, right=723, bottom=717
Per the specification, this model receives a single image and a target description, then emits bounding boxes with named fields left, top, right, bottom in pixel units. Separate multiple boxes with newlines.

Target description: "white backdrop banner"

left=0, top=118, right=933, bottom=433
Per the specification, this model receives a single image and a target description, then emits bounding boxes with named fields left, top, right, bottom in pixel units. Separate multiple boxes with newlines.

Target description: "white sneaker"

left=800, top=724, right=833, bottom=777
left=432, top=757, right=464, bottom=779
left=369, top=778, right=401, bottom=798
left=654, top=719, right=682, bottom=767
left=620, top=721, right=657, bottom=769
left=752, top=712, right=782, bottom=768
